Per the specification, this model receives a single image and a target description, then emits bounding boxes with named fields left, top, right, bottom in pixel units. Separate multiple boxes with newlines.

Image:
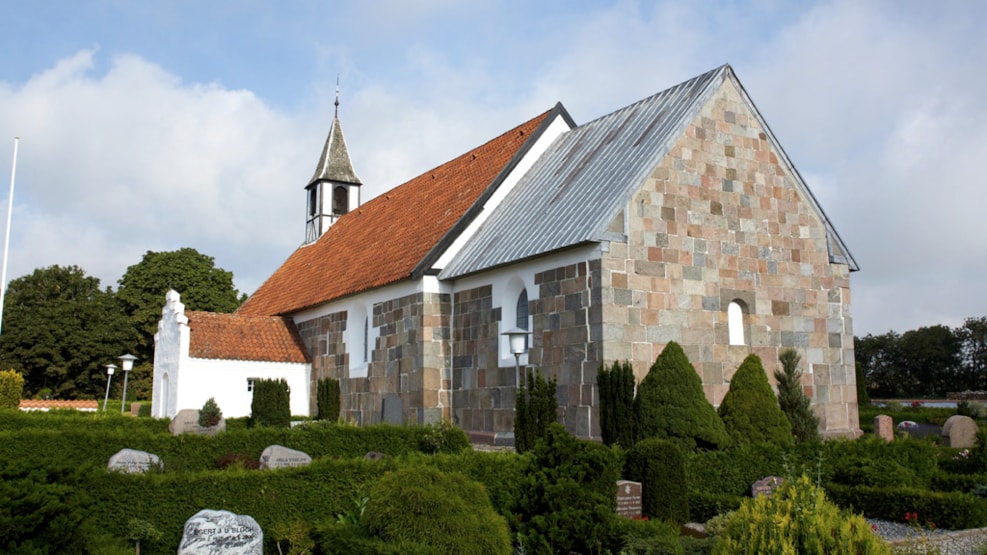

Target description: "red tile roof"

left=187, top=311, right=310, bottom=363
left=19, top=399, right=98, bottom=410
left=238, top=110, right=552, bottom=317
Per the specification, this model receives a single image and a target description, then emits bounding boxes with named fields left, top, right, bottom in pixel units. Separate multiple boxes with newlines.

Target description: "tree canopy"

left=116, top=248, right=242, bottom=362
left=0, top=265, right=136, bottom=399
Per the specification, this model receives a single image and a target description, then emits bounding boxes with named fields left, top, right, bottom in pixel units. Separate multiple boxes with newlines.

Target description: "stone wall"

left=297, top=311, right=349, bottom=418
left=599, top=77, right=859, bottom=438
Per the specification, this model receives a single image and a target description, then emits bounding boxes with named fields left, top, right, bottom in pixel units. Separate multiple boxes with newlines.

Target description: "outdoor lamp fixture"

left=502, top=328, right=529, bottom=388
left=102, top=363, right=117, bottom=412
left=118, top=353, right=138, bottom=414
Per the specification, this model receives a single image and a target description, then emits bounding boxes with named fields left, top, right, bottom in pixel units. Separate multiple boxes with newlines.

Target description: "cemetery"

left=2, top=345, right=987, bottom=554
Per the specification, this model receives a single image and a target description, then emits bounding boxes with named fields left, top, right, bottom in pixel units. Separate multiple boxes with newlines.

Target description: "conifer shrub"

left=718, top=353, right=794, bottom=448
left=316, top=377, right=341, bottom=421
left=598, top=360, right=636, bottom=448
left=249, top=378, right=291, bottom=428
left=624, top=438, right=689, bottom=524
left=361, top=465, right=512, bottom=555
left=513, top=369, right=558, bottom=453
left=713, top=475, right=890, bottom=555
left=633, top=342, right=729, bottom=451
left=775, top=349, right=820, bottom=443
left=0, top=369, right=24, bottom=409
left=197, top=397, right=223, bottom=428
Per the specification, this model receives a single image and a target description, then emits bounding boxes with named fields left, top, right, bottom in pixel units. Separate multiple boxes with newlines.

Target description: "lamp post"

left=102, top=363, right=117, bottom=412
left=502, top=328, right=529, bottom=389
left=118, top=354, right=138, bottom=414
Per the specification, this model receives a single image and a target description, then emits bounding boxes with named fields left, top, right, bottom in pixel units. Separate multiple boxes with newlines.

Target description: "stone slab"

left=874, top=414, right=894, bottom=443
left=178, top=509, right=261, bottom=555
left=259, top=444, right=312, bottom=470
left=107, top=448, right=162, bottom=474
left=615, top=480, right=642, bottom=518
left=751, top=476, right=783, bottom=498
left=942, top=415, right=979, bottom=449
left=381, top=395, right=404, bottom=425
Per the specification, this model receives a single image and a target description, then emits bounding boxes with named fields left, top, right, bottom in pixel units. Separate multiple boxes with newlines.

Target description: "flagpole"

left=0, top=137, right=19, bottom=338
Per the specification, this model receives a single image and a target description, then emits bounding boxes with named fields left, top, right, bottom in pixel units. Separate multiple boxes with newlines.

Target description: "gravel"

left=869, top=519, right=987, bottom=554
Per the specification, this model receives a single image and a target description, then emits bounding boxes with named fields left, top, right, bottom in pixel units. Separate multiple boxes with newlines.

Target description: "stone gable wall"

left=600, top=77, right=859, bottom=437
left=297, top=311, right=348, bottom=417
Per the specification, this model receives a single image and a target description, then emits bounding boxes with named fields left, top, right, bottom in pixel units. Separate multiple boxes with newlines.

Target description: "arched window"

left=307, top=186, right=318, bottom=217
left=332, top=186, right=348, bottom=215
left=516, top=289, right=529, bottom=349
left=728, top=300, right=745, bottom=345
left=363, top=316, right=369, bottom=363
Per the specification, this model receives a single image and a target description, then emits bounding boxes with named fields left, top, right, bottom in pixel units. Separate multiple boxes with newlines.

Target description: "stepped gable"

left=238, top=109, right=552, bottom=316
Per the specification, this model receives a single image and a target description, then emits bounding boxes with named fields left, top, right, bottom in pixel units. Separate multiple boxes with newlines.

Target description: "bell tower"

left=305, top=85, right=362, bottom=244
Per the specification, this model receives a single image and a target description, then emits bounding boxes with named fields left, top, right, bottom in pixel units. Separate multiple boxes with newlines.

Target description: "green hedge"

left=826, top=483, right=987, bottom=530
left=0, top=408, right=170, bottom=433
left=688, top=491, right=744, bottom=522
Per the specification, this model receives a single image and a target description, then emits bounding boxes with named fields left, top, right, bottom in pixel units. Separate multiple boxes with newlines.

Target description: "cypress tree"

left=316, top=377, right=341, bottom=421
left=598, top=363, right=614, bottom=445
left=719, top=353, right=794, bottom=447
left=250, top=378, right=291, bottom=428
left=514, top=369, right=558, bottom=453
left=775, top=349, right=821, bottom=443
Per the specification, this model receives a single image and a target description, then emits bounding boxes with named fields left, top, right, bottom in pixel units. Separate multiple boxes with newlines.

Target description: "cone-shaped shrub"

left=719, top=354, right=794, bottom=448
left=316, top=377, right=341, bottom=421
left=249, top=378, right=291, bottom=428
left=598, top=360, right=636, bottom=448
left=197, top=397, right=222, bottom=427
left=633, top=341, right=729, bottom=451
left=775, top=349, right=820, bottom=443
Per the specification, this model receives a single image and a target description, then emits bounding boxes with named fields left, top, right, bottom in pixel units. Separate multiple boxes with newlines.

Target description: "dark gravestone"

left=364, top=451, right=386, bottom=460
left=752, top=476, right=783, bottom=498
left=381, top=395, right=404, bottom=424
left=178, top=509, right=261, bottom=555
left=108, top=448, right=162, bottom=474
left=259, top=444, right=312, bottom=470
left=615, top=480, right=643, bottom=518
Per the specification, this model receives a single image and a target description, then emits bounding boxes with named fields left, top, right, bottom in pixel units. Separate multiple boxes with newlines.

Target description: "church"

left=152, top=64, right=862, bottom=443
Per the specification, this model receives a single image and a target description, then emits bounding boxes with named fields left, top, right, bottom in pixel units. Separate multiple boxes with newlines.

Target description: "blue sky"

left=0, top=0, right=984, bottom=337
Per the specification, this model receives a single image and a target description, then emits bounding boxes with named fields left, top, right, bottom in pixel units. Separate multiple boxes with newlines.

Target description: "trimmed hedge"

left=826, top=483, right=987, bottom=530
left=688, top=491, right=744, bottom=523
left=624, top=438, right=689, bottom=524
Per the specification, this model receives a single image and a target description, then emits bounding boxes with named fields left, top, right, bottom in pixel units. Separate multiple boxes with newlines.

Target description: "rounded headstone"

left=259, top=444, right=312, bottom=470
left=942, top=415, right=979, bottom=449
left=178, top=509, right=261, bottom=555
left=108, top=448, right=162, bottom=473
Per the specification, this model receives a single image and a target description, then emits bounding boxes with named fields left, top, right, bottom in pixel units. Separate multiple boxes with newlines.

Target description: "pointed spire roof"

left=308, top=109, right=362, bottom=187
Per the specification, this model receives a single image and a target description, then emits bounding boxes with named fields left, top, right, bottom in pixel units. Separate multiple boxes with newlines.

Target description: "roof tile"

left=187, top=311, right=310, bottom=363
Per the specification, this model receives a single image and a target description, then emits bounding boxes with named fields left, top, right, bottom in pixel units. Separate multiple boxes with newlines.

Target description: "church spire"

left=305, top=83, right=362, bottom=244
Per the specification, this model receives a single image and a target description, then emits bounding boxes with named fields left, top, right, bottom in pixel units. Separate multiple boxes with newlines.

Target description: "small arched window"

left=516, top=289, right=529, bottom=349
left=363, top=316, right=369, bottom=363
left=332, top=186, right=348, bottom=215
left=307, top=186, right=318, bottom=217
left=728, top=300, right=745, bottom=345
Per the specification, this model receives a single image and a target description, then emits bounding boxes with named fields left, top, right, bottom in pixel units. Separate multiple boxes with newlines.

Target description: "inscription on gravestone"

left=178, top=509, right=262, bottom=555
left=168, top=409, right=226, bottom=436
left=751, top=476, right=783, bottom=498
left=108, top=448, right=162, bottom=474
left=259, top=444, right=312, bottom=470
left=615, top=480, right=642, bottom=518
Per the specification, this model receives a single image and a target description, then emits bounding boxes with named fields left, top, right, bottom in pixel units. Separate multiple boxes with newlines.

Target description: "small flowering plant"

left=905, top=511, right=936, bottom=532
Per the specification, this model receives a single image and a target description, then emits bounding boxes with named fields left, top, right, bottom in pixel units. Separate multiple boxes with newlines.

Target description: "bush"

left=313, top=522, right=440, bottom=555
left=688, top=491, right=744, bottom=523
left=197, top=397, right=223, bottom=427
left=0, top=369, right=24, bottom=409
left=624, top=438, right=689, bottom=524
left=718, top=354, right=794, bottom=448
left=826, top=483, right=987, bottom=530
left=598, top=360, right=636, bottom=448
left=417, top=420, right=470, bottom=454
left=514, top=369, right=558, bottom=453
left=250, top=378, right=291, bottom=428
left=611, top=517, right=684, bottom=555
left=317, top=378, right=341, bottom=421
left=633, top=342, right=729, bottom=451
left=775, top=349, right=820, bottom=443
left=713, top=475, right=890, bottom=554
left=361, top=465, right=512, bottom=555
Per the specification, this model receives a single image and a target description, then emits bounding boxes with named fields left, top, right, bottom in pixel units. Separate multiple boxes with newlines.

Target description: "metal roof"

left=440, top=65, right=729, bottom=279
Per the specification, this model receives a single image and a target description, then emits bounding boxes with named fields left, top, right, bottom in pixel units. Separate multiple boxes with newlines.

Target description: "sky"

left=0, top=0, right=984, bottom=337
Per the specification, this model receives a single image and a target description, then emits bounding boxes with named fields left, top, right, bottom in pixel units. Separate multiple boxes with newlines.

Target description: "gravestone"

left=942, top=415, right=979, bottom=449
left=108, top=448, right=162, bottom=473
left=874, top=414, right=894, bottom=442
left=364, top=451, right=386, bottom=461
left=259, top=444, right=312, bottom=470
left=751, top=476, right=783, bottom=498
left=169, top=409, right=226, bottom=436
left=381, top=395, right=404, bottom=425
left=615, top=480, right=642, bottom=518
left=178, top=509, right=261, bottom=555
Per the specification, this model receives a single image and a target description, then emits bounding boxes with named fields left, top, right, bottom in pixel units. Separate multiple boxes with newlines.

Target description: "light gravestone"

left=751, top=476, right=783, bottom=498
left=259, top=445, right=312, bottom=470
left=615, top=480, right=642, bottom=518
left=169, top=409, right=226, bottom=436
left=107, top=448, right=162, bottom=474
left=178, top=509, right=261, bottom=555
left=942, top=415, right=979, bottom=449
left=874, top=414, right=894, bottom=443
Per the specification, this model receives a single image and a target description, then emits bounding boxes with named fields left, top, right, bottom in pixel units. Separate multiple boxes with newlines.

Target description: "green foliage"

left=361, top=465, right=512, bottom=555
left=822, top=437, right=940, bottom=490
left=312, top=523, right=440, bottom=555
left=856, top=362, right=871, bottom=406
left=688, top=491, right=744, bottom=523
left=775, top=349, right=820, bottom=443
left=611, top=517, right=684, bottom=555
left=514, top=369, right=558, bottom=453
left=598, top=360, right=636, bottom=448
left=713, top=475, right=891, bottom=555
left=116, top=248, right=241, bottom=363
left=826, top=483, right=987, bottom=530
left=127, top=517, right=164, bottom=553
left=718, top=353, right=794, bottom=448
left=515, top=423, right=622, bottom=554
left=197, top=397, right=223, bottom=427
left=686, top=443, right=792, bottom=496
left=0, top=265, right=136, bottom=399
left=428, top=450, right=528, bottom=518
left=316, top=377, right=341, bottom=421
left=0, top=369, right=24, bottom=408
left=633, top=342, right=729, bottom=451
left=250, top=378, right=291, bottom=428
left=417, top=420, right=470, bottom=454
left=624, top=438, right=689, bottom=524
